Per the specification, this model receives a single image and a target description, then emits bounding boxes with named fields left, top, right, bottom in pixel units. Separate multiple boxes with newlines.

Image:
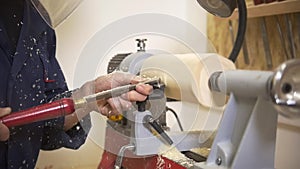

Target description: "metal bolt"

left=216, top=157, right=222, bottom=166
left=136, top=39, right=147, bottom=52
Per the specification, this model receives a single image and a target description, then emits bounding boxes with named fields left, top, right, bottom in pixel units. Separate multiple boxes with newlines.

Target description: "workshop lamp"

left=196, top=0, right=237, bottom=17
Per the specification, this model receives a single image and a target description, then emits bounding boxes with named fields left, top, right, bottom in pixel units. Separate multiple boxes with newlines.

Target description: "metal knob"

left=271, top=59, right=300, bottom=118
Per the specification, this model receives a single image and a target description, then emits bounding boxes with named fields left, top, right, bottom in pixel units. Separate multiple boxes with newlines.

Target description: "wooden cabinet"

left=207, top=0, right=300, bottom=70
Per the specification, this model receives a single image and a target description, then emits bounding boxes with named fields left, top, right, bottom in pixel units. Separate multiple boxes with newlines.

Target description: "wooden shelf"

left=229, top=0, right=300, bottom=19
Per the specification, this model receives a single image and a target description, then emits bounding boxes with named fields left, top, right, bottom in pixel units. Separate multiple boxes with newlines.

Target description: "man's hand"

left=94, top=72, right=153, bottom=117
left=0, top=107, right=11, bottom=141
left=64, top=72, right=153, bottom=130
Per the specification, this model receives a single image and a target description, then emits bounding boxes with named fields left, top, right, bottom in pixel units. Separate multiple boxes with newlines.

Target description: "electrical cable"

left=228, top=0, right=247, bottom=62
left=166, top=107, right=184, bottom=131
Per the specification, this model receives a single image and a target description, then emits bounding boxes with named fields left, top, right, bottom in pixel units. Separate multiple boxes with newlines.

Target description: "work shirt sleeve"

left=40, top=31, right=91, bottom=150
left=41, top=116, right=91, bottom=150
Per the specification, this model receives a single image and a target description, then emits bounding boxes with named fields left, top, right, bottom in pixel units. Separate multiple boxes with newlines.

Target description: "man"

left=0, top=0, right=152, bottom=168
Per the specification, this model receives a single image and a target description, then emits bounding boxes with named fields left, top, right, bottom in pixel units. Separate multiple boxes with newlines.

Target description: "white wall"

left=54, top=0, right=208, bottom=88
left=275, top=117, right=300, bottom=169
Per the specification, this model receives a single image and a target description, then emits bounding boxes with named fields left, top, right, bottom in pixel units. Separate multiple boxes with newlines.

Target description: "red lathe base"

left=99, top=124, right=187, bottom=169
left=98, top=150, right=187, bottom=169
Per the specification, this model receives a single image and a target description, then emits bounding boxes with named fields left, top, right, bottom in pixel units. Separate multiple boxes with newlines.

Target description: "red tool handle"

left=0, top=98, right=75, bottom=127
